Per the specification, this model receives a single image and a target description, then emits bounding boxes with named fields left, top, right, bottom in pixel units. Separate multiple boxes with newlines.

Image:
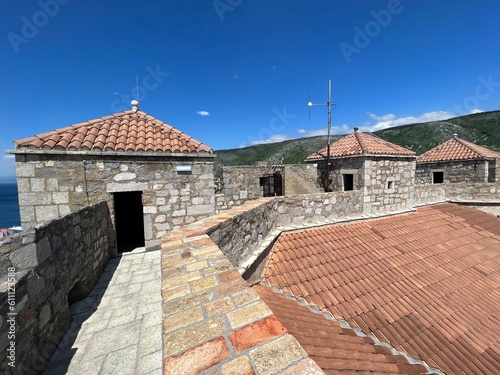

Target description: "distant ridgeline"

left=214, top=110, right=500, bottom=166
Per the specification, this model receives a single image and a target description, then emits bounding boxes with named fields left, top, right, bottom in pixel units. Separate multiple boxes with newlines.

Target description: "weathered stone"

left=249, top=335, right=307, bottom=375
left=163, top=318, right=227, bottom=357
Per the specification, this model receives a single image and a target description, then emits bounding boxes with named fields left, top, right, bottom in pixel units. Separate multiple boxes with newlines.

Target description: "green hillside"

left=215, top=110, right=500, bottom=166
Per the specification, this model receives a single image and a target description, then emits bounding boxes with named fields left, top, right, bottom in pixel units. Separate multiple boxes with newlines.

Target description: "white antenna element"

left=307, top=80, right=337, bottom=192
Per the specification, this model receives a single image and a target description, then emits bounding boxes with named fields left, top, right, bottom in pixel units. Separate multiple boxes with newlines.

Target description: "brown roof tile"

left=306, top=131, right=415, bottom=160
left=417, top=137, right=500, bottom=162
left=14, top=110, right=213, bottom=154
left=254, top=284, right=430, bottom=374
left=261, top=203, right=500, bottom=374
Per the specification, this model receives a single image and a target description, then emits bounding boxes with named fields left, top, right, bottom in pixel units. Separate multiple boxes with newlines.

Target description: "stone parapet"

left=161, top=198, right=325, bottom=374
left=0, top=202, right=115, bottom=374
left=415, top=182, right=500, bottom=206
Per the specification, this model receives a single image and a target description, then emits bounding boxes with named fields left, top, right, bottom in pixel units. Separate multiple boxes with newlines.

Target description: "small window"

left=387, top=180, right=394, bottom=189
left=343, top=174, right=354, bottom=191
left=433, top=171, right=444, bottom=184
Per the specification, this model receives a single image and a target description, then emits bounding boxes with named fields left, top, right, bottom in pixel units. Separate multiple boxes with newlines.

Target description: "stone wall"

left=414, top=185, right=447, bottom=205
left=210, top=191, right=365, bottom=270
left=415, top=183, right=500, bottom=206
left=327, top=157, right=365, bottom=191
left=363, top=158, right=416, bottom=214
left=15, top=152, right=215, bottom=248
left=283, top=164, right=322, bottom=195
left=218, top=164, right=323, bottom=213
left=220, top=166, right=281, bottom=209
left=0, top=202, right=115, bottom=374
left=415, top=160, right=489, bottom=184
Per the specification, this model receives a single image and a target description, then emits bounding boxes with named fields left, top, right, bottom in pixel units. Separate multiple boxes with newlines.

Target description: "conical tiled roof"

left=417, top=137, right=500, bottom=162
left=14, top=110, right=213, bottom=154
left=306, top=130, right=415, bottom=160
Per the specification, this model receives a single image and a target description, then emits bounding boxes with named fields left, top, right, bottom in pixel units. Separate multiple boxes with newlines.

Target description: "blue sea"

left=0, top=183, right=21, bottom=228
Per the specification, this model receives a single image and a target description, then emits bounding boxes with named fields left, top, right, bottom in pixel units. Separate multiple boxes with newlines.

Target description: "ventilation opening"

left=114, top=191, right=145, bottom=252
left=433, top=171, right=444, bottom=184
left=343, top=174, right=354, bottom=191
left=387, top=180, right=394, bottom=189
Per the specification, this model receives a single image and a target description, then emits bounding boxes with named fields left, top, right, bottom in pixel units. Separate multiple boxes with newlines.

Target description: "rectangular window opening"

left=387, top=180, right=394, bottom=189
left=343, top=174, right=354, bottom=191
left=433, top=171, right=444, bottom=184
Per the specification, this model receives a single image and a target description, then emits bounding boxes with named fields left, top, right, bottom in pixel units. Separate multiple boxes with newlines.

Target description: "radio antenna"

left=307, top=80, right=337, bottom=192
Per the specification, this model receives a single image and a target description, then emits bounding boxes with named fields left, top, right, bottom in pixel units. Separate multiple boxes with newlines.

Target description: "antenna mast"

left=136, top=75, right=139, bottom=101
left=308, top=80, right=337, bottom=192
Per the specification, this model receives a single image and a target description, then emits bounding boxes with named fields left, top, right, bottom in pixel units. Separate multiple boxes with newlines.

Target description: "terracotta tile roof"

left=417, top=137, right=500, bottom=162
left=14, top=110, right=213, bottom=154
left=306, top=131, right=415, bottom=160
left=254, top=284, right=430, bottom=374
left=261, top=203, right=500, bottom=375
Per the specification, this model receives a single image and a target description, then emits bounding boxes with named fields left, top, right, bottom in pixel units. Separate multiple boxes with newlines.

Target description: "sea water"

left=0, top=183, right=21, bottom=228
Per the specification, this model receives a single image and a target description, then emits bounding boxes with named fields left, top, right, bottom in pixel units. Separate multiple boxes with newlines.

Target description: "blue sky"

left=1, top=0, right=500, bottom=177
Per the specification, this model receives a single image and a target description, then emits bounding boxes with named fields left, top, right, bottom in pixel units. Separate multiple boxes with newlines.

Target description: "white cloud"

left=251, top=134, right=292, bottom=145
left=469, top=108, right=484, bottom=114
left=196, top=110, right=210, bottom=116
left=298, top=124, right=350, bottom=137
left=360, top=111, right=456, bottom=132
left=0, top=155, right=16, bottom=177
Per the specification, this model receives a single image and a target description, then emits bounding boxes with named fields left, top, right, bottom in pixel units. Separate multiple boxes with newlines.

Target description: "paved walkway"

left=43, top=249, right=163, bottom=375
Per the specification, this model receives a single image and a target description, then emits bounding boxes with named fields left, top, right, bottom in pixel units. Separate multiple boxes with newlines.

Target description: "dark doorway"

left=274, top=172, right=283, bottom=196
left=343, top=174, right=354, bottom=191
left=260, top=173, right=283, bottom=197
left=114, top=191, right=145, bottom=252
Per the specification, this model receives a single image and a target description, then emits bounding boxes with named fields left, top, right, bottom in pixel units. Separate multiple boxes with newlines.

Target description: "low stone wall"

left=0, top=202, right=115, bottom=374
left=414, top=184, right=447, bottom=205
left=415, top=183, right=500, bottom=206
left=161, top=198, right=325, bottom=374
left=210, top=191, right=364, bottom=269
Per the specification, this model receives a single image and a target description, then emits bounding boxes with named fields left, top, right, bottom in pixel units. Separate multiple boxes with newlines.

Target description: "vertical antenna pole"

left=308, top=80, right=336, bottom=192
left=136, top=75, right=139, bottom=101
left=326, top=80, right=332, bottom=192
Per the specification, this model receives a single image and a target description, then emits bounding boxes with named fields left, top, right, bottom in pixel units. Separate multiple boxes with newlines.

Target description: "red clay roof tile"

left=14, top=110, right=213, bottom=154
left=262, top=203, right=500, bottom=374
left=254, top=284, right=430, bottom=374
left=417, top=137, right=500, bottom=162
left=306, top=131, right=415, bottom=160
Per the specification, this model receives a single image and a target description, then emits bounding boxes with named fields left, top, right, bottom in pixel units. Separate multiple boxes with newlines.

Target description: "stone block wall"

left=0, top=202, right=115, bottom=374
left=414, top=185, right=447, bottom=205
left=327, top=157, right=365, bottom=191
left=283, top=164, right=322, bottom=195
left=15, top=152, right=215, bottom=248
left=415, top=160, right=489, bottom=184
left=220, top=166, right=281, bottom=209
left=363, top=158, right=416, bottom=214
left=415, top=182, right=500, bottom=206
left=218, top=164, right=323, bottom=213
left=210, top=191, right=364, bottom=270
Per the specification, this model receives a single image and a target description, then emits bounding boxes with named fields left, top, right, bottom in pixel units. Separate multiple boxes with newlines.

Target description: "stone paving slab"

left=43, top=249, right=162, bottom=375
